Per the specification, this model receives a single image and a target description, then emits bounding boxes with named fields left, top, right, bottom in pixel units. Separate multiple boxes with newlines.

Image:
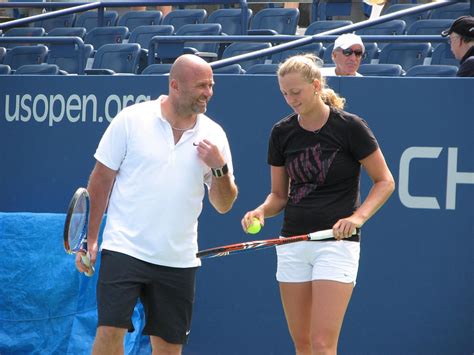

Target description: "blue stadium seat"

left=84, top=26, right=128, bottom=52
left=3, top=45, right=48, bottom=70
left=47, top=27, right=87, bottom=38
left=141, top=63, right=172, bottom=75
left=322, top=43, right=334, bottom=65
left=405, top=64, right=458, bottom=77
left=2, top=27, right=45, bottom=49
left=175, top=23, right=222, bottom=54
left=271, top=42, right=324, bottom=64
left=317, top=1, right=352, bottom=21
left=86, top=43, right=141, bottom=75
left=117, top=11, right=163, bottom=32
left=0, top=64, right=11, bottom=74
left=15, top=64, right=60, bottom=75
left=358, top=63, right=404, bottom=77
left=75, top=11, right=119, bottom=32
left=34, top=13, right=76, bottom=32
left=129, top=25, right=174, bottom=51
left=249, top=8, right=299, bottom=35
left=46, top=42, right=93, bottom=75
left=304, top=20, right=353, bottom=35
left=382, top=4, right=429, bottom=28
left=429, top=3, right=470, bottom=20
left=221, top=42, right=272, bottom=70
left=161, top=9, right=207, bottom=33
left=378, top=42, right=432, bottom=70
left=0, top=47, right=6, bottom=63
left=206, top=8, right=252, bottom=35
left=213, top=63, right=245, bottom=74
left=355, top=19, right=406, bottom=36
left=430, top=42, right=458, bottom=67
left=245, top=63, right=279, bottom=75
left=406, top=19, right=454, bottom=36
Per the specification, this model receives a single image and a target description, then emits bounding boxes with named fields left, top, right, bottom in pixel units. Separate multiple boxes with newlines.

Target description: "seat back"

left=3, top=27, right=45, bottom=49
left=378, top=42, right=432, bottom=70
left=129, top=25, right=174, bottom=51
left=175, top=23, right=222, bottom=53
left=245, top=63, right=279, bottom=74
left=221, top=42, right=272, bottom=70
left=358, top=63, right=403, bottom=77
left=0, top=47, right=6, bottom=63
left=317, top=0, right=352, bottom=20
left=3, top=45, right=48, bottom=70
left=213, top=63, right=245, bottom=74
left=405, top=64, right=458, bottom=77
left=0, top=64, right=11, bottom=74
left=250, top=8, right=299, bottom=35
left=84, top=26, right=128, bottom=51
left=271, top=42, right=323, bottom=64
left=356, top=19, right=406, bottom=35
left=117, top=10, right=163, bottom=32
left=34, top=13, right=76, bottom=32
left=406, top=19, right=454, bottom=36
left=161, top=9, right=207, bottom=33
left=47, top=27, right=87, bottom=38
left=15, top=63, right=60, bottom=75
left=429, top=3, right=470, bottom=19
left=47, top=42, right=93, bottom=75
left=206, top=8, right=252, bottom=35
left=92, top=43, right=141, bottom=74
left=430, top=42, right=458, bottom=67
left=75, top=11, right=119, bottom=32
left=141, top=63, right=172, bottom=75
left=305, top=20, right=353, bottom=35
left=382, top=4, right=429, bottom=28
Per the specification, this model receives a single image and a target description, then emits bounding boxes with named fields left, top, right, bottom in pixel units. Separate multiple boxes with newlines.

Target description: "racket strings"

left=68, top=196, right=87, bottom=252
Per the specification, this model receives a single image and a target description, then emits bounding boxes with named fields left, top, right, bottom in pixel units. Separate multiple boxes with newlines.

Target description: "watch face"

left=212, top=164, right=229, bottom=178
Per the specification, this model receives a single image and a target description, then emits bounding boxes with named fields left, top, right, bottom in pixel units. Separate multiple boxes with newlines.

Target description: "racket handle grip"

left=81, top=252, right=95, bottom=277
left=309, top=229, right=358, bottom=241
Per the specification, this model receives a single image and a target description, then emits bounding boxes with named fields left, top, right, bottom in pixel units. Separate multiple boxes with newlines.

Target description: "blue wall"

left=0, top=75, right=473, bottom=354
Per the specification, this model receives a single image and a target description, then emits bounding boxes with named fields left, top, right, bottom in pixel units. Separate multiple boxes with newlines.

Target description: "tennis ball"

left=247, top=218, right=261, bottom=234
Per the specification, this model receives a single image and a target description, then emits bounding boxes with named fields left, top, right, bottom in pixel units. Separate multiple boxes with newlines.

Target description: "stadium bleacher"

left=0, top=1, right=471, bottom=76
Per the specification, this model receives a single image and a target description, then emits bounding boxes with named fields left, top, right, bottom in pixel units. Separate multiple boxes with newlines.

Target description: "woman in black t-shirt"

left=241, top=54, right=395, bottom=354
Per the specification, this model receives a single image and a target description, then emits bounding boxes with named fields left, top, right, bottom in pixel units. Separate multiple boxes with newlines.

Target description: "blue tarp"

left=0, top=213, right=150, bottom=354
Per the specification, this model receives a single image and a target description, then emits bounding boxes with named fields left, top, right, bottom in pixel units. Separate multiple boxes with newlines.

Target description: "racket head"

left=63, top=187, right=90, bottom=254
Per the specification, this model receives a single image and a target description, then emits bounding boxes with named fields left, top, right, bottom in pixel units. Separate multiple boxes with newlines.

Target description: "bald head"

left=170, top=54, right=213, bottom=83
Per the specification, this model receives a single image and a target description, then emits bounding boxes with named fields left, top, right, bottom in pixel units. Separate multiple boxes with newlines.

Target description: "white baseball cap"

left=333, top=33, right=365, bottom=52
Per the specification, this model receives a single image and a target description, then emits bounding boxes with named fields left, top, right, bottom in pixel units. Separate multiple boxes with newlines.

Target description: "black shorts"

left=97, top=249, right=198, bottom=344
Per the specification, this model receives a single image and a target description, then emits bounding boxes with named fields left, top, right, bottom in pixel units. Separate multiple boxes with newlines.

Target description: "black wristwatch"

left=211, top=163, right=229, bottom=178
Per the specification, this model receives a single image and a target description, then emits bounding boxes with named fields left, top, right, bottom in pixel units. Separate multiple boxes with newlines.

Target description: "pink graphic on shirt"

left=287, top=143, right=337, bottom=203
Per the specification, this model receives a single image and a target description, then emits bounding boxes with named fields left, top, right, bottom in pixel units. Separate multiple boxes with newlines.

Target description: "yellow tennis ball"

left=247, top=218, right=261, bottom=234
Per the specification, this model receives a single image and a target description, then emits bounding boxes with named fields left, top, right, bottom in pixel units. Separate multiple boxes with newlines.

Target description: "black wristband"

left=211, top=163, right=229, bottom=178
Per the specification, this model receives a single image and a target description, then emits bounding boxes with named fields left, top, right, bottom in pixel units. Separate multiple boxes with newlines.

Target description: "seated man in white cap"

left=321, top=33, right=365, bottom=77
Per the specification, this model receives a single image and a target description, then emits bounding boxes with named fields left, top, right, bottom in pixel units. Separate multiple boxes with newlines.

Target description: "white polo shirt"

left=320, top=66, right=363, bottom=77
left=94, top=96, right=234, bottom=268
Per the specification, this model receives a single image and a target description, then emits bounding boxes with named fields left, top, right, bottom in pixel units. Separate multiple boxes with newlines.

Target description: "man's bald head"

left=169, top=54, right=213, bottom=83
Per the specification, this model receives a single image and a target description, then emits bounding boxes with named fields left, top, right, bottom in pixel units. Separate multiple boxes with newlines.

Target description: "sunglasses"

left=341, top=48, right=365, bottom=58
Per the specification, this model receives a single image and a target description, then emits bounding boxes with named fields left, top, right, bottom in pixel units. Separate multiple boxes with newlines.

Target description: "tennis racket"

left=197, top=229, right=357, bottom=259
left=63, top=187, right=95, bottom=277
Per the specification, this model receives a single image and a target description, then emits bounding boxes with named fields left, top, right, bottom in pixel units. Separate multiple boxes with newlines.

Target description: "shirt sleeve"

left=348, top=116, right=379, bottom=161
left=456, top=57, right=474, bottom=77
left=94, top=111, right=128, bottom=171
left=267, top=125, right=285, bottom=167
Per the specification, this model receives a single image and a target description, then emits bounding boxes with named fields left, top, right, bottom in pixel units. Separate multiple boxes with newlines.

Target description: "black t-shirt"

left=457, top=46, right=474, bottom=77
left=268, top=107, right=379, bottom=238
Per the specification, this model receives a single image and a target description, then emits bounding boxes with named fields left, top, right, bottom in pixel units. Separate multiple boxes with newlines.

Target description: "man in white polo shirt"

left=75, top=54, right=238, bottom=354
left=321, top=33, right=365, bottom=77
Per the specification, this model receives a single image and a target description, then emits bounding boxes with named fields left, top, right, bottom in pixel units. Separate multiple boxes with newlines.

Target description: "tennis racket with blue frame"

left=63, top=187, right=94, bottom=277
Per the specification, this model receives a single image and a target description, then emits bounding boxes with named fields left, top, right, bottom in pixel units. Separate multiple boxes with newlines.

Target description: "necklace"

left=297, top=115, right=326, bottom=134
left=169, top=120, right=196, bottom=131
